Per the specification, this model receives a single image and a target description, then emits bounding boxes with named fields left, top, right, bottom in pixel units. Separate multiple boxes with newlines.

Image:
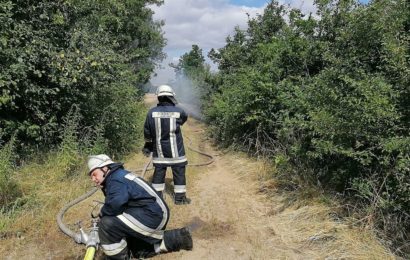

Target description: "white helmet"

left=156, top=84, right=177, bottom=104
left=156, top=84, right=175, bottom=97
left=87, top=154, right=114, bottom=175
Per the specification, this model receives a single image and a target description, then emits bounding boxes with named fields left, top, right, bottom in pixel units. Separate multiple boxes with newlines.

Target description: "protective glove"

left=142, top=142, right=153, bottom=157
left=91, top=200, right=104, bottom=219
left=142, top=148, right=151, bottom=157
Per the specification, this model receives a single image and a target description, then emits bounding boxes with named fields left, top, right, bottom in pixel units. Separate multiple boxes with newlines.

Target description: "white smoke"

left=170, top=76, right=204, bottom=121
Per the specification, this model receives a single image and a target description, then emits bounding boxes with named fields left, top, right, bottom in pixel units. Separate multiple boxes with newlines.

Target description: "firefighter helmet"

left=156, top=85, right=175, bottom=97
left=87, top=154, right=114, bottom=175
left=156, top=85, right=178, bottom=104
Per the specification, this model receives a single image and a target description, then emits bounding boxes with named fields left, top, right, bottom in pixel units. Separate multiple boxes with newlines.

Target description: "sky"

left=149, top=0, right=369, bottom=85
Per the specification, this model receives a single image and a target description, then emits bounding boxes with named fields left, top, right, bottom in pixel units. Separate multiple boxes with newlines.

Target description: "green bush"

left=54, top=108, right=82, bottom=176
left=203, top=0, right=409, bottom=254
left=0, top=0, right=164, bottom=155
left=301, top=70, right=400, bottom=186
left=0, top=137, right=22, bottom=209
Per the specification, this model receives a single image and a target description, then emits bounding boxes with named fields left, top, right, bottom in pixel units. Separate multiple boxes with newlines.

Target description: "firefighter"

left=142, top=85, right=191, bottom=205
left=88, top=154, right=193, bottom=259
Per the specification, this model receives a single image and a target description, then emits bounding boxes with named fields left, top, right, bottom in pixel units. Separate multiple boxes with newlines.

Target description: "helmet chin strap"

left=102, top=167, right=109, bottom=178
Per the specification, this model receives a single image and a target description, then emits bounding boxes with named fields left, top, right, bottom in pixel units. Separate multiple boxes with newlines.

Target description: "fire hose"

left=135, top=135, right=215, bottom=176
left=56, top=186, right=100, bottom=260
left=56, top=137, right=214, bottom=259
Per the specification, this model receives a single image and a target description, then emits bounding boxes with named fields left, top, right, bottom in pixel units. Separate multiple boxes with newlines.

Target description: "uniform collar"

left=101, top=163, right=124, bottom=186
left=158, top=101, right=175, bottom=106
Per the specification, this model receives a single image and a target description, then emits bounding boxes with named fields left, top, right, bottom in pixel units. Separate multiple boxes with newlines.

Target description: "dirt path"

left=142, top=94, right=295, bottom=259
left=154, top=123, right=284, bottom=259
left=142, top=94, right=394, bottom=260
left=145, top=114, right=394, bottom=260
left=153, top=122, right=303, bottom=259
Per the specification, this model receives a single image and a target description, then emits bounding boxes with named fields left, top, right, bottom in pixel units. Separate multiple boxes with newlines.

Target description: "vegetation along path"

left=0, top=95, right=396, bottom=259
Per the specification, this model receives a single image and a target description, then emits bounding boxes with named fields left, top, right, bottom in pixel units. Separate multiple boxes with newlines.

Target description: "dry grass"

left=0, top=151, right=95, bottom=259
left=255, top=166, right=397, bottom=260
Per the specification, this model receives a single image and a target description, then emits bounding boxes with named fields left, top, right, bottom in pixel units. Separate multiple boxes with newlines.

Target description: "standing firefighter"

left=143, top=85, right=191, bottom=205
left=87, top=154, right=193, bottom=259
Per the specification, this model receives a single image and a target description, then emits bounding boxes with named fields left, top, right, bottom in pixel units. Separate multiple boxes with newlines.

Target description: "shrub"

left=0, top=136, right=22, bottom=209
left=203, top=0, right=409, bottom=255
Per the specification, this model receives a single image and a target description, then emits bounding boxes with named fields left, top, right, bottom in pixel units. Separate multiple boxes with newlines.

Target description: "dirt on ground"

left=151, top=119, right=394, bottom=260
left=0, top=94, right=396, bottom=259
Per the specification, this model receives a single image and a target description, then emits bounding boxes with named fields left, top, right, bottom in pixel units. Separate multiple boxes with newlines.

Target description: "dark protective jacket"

left=144, top=101, right=188, bottom=166
left=101, top=163, right=169, bottom=231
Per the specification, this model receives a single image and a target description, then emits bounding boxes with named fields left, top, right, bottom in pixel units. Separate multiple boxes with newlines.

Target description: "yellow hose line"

left=84, top=247, right=96, bottom=260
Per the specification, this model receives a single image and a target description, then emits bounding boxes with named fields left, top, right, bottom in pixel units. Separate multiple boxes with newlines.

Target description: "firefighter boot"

left=174, top=192, right=191, bottom=205
left=103, top=247, right=131, bottom=260
left=163, top=227, right=193, bottom=252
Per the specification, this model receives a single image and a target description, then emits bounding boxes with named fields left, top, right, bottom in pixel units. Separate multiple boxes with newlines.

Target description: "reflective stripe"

left=124, top=174, right=168, bottom=230
left=155, top=117, right=164, bottom=158
left=101, top=239, right=127, bottom=256
left=152, top=183, right=165, bottom=191
left=152, top=112, right=180, bottom=118
left=174, top=185, right=186, bottom=193
left=154, top=239, right=168, bottom=253
left=123, top=212, right=164, bottom=237
left=153, top=156, right=187, bottom=164
left=118, top=215, right=164, bottom=240
left=170, top=118, right=176, bottom=157
left=169, top=118, right=175, bottom=157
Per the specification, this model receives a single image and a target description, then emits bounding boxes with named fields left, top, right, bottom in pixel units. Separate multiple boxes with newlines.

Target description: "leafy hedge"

left=0, top=136, right=22, bottom=210
left=0, top=0, right=164, bottom=155
left=202, top=0, right=409, bottom=255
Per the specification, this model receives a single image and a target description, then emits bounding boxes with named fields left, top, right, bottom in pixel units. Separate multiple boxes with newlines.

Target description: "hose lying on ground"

left=56, top=187, right=98, bottom=243
left=84, top=247, right=96, bottom=260
left=133, top=135, right=214, bottom=176
left=185, top=135, right=214, bottom=167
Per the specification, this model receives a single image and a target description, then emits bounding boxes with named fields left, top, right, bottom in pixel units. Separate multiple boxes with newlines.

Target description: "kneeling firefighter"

left=87, top=154, right=193, bottom=259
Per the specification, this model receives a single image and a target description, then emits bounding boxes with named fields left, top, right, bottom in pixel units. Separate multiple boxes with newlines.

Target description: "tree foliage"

left=170, top=44, right=213, bottom=114
left=173, top=44, right=205, bottom=79
left=0, top=0, right=165, bottom=154
left=202, top=0, right=409, bottom=254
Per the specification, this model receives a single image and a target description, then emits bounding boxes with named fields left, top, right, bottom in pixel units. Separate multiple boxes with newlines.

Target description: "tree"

left=0, top=0, right=166, bottom=154
left=203, top=0, right=410, bottom=254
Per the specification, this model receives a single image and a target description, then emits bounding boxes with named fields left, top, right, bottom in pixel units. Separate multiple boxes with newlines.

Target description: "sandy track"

left=144, top=93, right=394, bottom=260
left=153, top=119, right=303, bottom=260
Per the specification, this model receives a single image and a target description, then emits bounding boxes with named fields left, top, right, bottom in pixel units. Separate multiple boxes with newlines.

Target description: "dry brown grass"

left=0, top=152, right=95, bottom=259
left=253, top=164, right=397, bottom=260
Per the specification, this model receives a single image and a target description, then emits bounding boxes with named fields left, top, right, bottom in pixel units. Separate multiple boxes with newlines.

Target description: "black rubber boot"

left=128, top=237, right=157, bottom=259
left=131, top=250, right=157, bottom=259
left=103, top=247, right=131, bottom=260
left=174, top=193, right=191, bottom=205
left=163, top=227, right=193, bottom=252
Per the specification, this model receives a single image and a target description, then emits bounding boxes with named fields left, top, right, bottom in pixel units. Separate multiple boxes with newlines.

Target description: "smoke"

left=170, top=75, right=204, bottom=121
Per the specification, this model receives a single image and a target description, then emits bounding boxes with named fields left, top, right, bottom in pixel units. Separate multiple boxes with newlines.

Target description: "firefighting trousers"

left=152, top=165, right=186, bottom=194
left=98, top=216, right=167, bottom=259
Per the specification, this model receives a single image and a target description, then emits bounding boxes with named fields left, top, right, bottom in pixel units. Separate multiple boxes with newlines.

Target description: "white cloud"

left=151, top=0, right=264, bottom=51
left=150, top=0, right=264, bottom=84
left=149, top=0, right=317, bottom=85
left=284, top=0, right=316, bottom=15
